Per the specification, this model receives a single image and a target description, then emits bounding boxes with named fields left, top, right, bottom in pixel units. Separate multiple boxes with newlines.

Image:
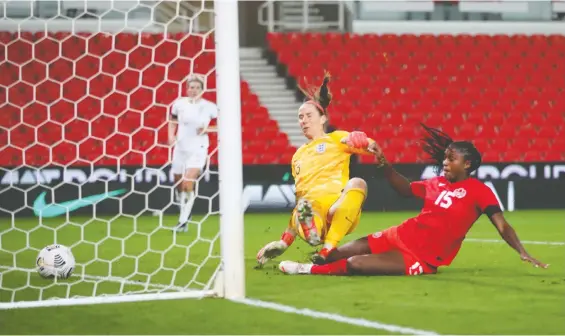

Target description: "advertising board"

left=0, top=163, right=563, bottom=218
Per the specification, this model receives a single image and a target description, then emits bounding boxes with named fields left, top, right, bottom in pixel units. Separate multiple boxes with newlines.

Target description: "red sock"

left=311, top=259, right=349, bottom=275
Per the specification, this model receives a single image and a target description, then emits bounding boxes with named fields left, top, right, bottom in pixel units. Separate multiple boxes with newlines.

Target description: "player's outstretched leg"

left=280, top=250, right=406, bottom=276
left=279, top=236, right=371, bottom=273
left=322, top=236, right=373, bottom=263
left=312, top=178, right=367, bottom=264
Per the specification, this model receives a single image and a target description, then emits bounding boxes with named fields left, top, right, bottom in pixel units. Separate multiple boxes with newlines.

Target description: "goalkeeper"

left=256, top=73, right=378, bottom=266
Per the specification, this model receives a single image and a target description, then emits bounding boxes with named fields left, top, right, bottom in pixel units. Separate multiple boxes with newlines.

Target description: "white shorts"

left=171, top=147, right=208, bottom=175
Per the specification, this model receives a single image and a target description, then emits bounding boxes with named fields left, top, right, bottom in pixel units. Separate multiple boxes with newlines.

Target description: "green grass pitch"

left=1, top=210, right=564, bottom=334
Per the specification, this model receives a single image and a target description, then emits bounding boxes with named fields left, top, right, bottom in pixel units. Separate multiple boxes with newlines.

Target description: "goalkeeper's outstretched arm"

left=256, top=228, right=297, bottom=267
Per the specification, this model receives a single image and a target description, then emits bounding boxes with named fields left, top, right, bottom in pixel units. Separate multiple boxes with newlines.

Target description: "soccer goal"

left=0, top=0, right=244, bottom=309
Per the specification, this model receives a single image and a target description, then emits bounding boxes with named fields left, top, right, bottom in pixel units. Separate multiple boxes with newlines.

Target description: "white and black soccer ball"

left=36, top=244, right=76, bottom=279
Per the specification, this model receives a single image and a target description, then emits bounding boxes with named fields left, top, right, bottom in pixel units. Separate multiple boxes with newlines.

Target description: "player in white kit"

left=168, top=75, right=218, bottom=232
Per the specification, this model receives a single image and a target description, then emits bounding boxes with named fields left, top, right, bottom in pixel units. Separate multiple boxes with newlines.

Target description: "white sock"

left=175, top=189, right=181, bottom=209
left=178, top=191, right=188, bottom=223
left=179, top=191, right=194, bottom=223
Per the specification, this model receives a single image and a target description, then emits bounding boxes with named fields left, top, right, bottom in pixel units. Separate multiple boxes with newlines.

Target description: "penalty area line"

left=466, top=238, right=565, bottom=246
left=232, top=297, right=439, bottom=335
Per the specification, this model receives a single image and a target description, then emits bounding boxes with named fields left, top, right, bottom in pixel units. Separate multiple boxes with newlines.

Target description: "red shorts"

left=367, top=226, right=437, bottom=276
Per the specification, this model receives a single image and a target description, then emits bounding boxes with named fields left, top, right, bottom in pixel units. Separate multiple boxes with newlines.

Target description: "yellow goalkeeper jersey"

left=291, top=130, right=374, bottom=201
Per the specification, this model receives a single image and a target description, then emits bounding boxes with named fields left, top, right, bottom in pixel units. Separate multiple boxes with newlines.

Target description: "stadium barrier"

left=1, top=163, right=563, bottom=218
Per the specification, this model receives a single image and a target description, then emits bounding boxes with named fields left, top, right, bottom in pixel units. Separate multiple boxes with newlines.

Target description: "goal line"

left=0, top=265, right=438, bottom=335
left=0, top=265, right=218, bottom=310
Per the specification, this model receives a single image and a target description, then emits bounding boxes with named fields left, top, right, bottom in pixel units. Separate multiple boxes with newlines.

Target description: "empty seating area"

left=0, top=32, right=294, bottom=167
left=2, top=31, right=564, bottom=168
left=268, top=32, right=565, bottom=163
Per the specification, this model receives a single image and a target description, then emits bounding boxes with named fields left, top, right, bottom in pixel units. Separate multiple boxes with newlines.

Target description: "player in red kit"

left=278, top=124, right=548, bottom=276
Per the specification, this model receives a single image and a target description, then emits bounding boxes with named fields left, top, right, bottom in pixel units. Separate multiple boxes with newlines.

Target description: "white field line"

left=2, top=267, right=439, bottom=334
left=466, top=238, right=565, bottom=246
left=232, top=298, right=439, bottom=335
left=1, top=266, right=440, bottom=334
left=3, top=238, right=562, bottom=332
left=0, top=266, right=186, bottom=291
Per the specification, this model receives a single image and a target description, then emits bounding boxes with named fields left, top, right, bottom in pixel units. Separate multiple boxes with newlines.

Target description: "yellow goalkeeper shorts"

left=289, top=193, right=361, bottom=244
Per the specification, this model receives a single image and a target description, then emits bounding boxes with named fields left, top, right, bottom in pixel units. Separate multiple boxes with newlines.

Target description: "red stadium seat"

left=1, top=32, right=561, bottom=166
left=266, top=32, right=562, bottom=162
left=0, top=32, right=292, bottom=167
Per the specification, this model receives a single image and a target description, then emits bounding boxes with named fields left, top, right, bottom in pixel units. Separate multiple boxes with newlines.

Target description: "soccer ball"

left=36, top=244, right=76, bottom=279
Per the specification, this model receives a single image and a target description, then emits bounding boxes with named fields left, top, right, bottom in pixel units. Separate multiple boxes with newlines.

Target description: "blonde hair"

left=186, top=74, right=205, bottom=89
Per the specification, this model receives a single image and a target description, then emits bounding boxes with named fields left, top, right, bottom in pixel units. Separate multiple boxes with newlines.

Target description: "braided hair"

left=420, top=123, right=482, bottom=176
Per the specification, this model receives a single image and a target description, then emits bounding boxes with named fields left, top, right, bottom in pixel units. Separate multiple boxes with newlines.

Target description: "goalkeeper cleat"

left=174, top=222, right=188, bottom=233
left=311, top=247, right=335, bottom=265
left=296, top=199, right=320, bottom=246
left=279, top=261, right=313, bottom=275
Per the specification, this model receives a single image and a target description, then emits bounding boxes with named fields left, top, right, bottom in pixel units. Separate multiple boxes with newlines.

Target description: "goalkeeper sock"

left=311, top=259, right=348, bottom=275
left=324, top=188, right=366, bottom=250
left=179, top=191, right=194, bottom=223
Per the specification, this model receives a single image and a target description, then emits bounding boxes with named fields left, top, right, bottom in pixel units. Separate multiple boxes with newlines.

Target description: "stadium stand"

left=2, top=31, right=563, bottom=166
left=0, top=32, right=295, bottom=166
left=266, top=32, right=565, bottom=163
left=1, top=0, right=564, bottom=167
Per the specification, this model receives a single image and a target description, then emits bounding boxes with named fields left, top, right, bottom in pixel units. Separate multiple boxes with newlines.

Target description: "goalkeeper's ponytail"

left=315, top=73, right=332, bottom=113
left=298, top=71, right=332, bottom=116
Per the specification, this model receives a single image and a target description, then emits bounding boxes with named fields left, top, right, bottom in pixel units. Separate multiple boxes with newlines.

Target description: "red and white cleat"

left=279, top=261, right=313, bottom=275
left=296, top=199, right=321, bottom=246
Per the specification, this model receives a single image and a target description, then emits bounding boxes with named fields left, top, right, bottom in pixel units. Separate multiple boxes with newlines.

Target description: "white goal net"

left=0, top=0, right=244, bottom=309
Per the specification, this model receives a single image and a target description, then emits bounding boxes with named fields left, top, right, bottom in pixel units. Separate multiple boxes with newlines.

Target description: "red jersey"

left=397, top=176, right=501, bottom=267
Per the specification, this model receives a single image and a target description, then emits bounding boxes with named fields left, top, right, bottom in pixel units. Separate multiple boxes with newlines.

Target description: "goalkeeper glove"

left=256, top=231, right=295, bottom=267
left=256, top=240, right=288, bottom=267
left=341, top=131, right=372, bottom=151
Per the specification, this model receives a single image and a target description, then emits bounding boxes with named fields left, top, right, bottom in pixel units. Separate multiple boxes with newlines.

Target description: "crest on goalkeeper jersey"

left=316, top=144, right=326, bottom=153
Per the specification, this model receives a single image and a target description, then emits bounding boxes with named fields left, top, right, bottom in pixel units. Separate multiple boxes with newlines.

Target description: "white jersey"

left=171, top=97, right=218, bottom=152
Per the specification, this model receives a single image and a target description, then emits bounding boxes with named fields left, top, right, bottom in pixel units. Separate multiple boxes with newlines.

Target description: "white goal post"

left=215, top=0, right=245, bottom=301
left=0, top=0, right=244, bottom=309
